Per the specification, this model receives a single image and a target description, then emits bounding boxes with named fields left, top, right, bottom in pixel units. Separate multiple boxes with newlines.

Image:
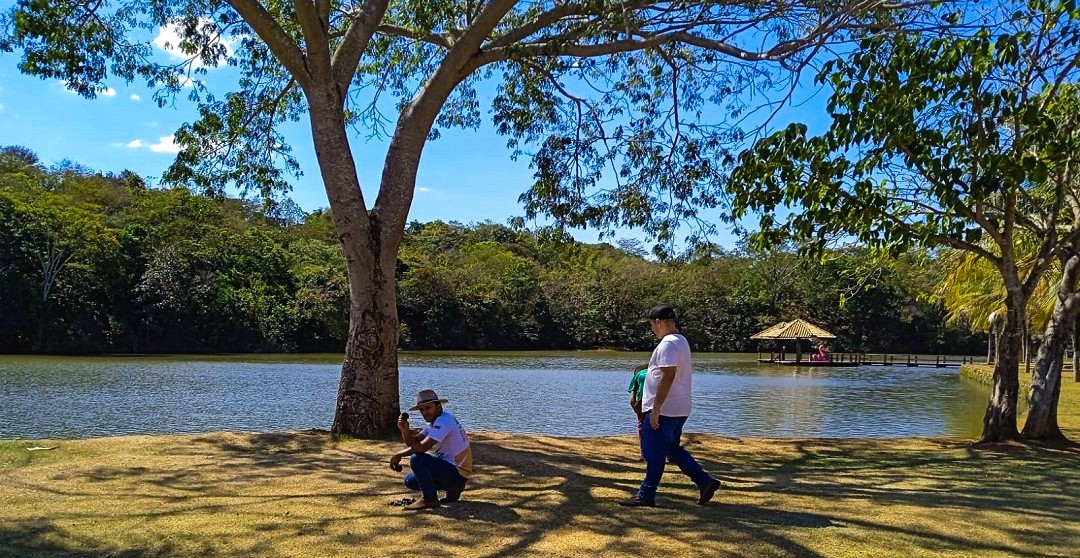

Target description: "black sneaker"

left=442, top=480, right=467, bottom=503
left=697, top=479, right=722, bottom=505
left=618, top=494, right=656, bottom=507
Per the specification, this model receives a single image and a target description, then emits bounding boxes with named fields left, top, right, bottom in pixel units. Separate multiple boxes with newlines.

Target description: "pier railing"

left=757, top=351, right=982, bottom=367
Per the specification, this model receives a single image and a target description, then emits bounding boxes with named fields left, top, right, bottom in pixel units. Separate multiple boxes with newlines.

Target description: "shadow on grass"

left=428, top=500, right=521, bottom=523
left=0, top=519, right=175, bottom=558
left=758, top=438, right=1079, bottom=518
left=7, top=431, right=1078, bottom=557
left=458, top=437, right=836, bottom=558
left=739, top=438, right=1080, bottom=555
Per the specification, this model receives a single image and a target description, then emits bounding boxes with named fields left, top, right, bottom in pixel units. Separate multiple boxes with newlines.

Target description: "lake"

left=0, top=352, right=990, bottom=439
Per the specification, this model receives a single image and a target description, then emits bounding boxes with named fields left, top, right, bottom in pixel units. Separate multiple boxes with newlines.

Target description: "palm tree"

left=938, top=239, right=1058, bottom=365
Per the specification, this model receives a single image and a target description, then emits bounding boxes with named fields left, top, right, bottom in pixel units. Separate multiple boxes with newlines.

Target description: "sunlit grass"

left=2, top=423, right=1078, bottom=557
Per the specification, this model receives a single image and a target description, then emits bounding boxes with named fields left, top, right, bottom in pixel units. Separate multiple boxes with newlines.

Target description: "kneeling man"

left=390, top=389, right=473, bottom=510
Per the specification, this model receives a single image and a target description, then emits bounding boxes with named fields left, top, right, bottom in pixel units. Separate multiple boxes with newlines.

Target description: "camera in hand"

left=390, top=413, right=411, bottom=472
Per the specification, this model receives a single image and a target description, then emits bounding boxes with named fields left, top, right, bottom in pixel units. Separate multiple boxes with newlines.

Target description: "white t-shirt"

left=641, top=333, right=693, bottom=417
left=420, top=410, right=473, bottom=478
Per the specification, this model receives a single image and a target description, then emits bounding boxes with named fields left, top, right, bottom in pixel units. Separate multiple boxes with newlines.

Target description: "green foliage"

left=728, top=0, right=1080, bottom=260
left=0, top=147, right=981, bottom=354
left=2, top=1, right=948, bottom=255
left=725, top=1, right=1080, bottom=441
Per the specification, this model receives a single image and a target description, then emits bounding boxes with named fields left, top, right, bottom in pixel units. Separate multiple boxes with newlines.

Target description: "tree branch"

left=332, top=0, right=392, bottom=94
left=226, top=0, right=313, bottom=89
left=487, top=4, right=586, bottom=49
left=375, top=24, right=450, bottom=48
left=294, top=0, right=332, bottom=79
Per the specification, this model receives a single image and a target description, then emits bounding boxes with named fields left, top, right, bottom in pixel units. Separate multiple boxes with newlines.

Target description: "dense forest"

left=0, top=146, right=982, bottom=355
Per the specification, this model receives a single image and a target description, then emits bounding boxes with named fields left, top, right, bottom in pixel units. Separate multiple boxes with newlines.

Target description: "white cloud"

left=153, top=20, right=234, bottom=69
left=130, top=94, right=141, bottom=102
left=120, top=136, right=180, bottom=153
left=148, top=136, right=181, bottom=154
left=101, top=88, right=117, bottom=97
left=417, top=187, right=432, bottom=193
left=0, top=103, right=5, bottom=111
left=153, top=25, right=183, bottom=58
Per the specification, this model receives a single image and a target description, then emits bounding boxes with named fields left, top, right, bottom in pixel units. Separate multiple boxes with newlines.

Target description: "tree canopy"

left=2, top=0, right=960, bottom=436
left=725, top=0, right=1080, bottom=441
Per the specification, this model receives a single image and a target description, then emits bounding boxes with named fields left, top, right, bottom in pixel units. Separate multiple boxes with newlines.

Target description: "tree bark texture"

left=981, top=294, right=1026, bottom=442
left=1022, top=253, right=1080, bottom=440
left=986, top=311, right=1003, bottom=364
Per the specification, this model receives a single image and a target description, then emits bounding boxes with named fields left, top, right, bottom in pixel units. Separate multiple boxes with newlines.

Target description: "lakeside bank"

left=959, top=363, right=1080, bottom=437
left=2, top=364, right=1077, bottom=557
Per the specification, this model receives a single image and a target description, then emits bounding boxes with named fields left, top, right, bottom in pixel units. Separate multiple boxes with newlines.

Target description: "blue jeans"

left=637, top=411, right=712, bottom=501
left=404, top=452, right=466, bottom=502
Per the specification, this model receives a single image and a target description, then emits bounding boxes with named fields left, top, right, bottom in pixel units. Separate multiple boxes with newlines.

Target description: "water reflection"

left=0, top=352, right=989, bottom=439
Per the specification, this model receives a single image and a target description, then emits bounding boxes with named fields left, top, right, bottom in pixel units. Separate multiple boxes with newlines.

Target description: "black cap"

left=641, top=305, right=677, bottom=322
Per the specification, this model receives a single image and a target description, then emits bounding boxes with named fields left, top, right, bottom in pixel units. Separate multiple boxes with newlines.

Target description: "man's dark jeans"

left=404, top=452, right=466, bottom=502
left=637, top=411, right=712, bottom=501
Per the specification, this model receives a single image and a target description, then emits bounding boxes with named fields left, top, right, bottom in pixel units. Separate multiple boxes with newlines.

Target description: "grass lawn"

left=2, top=371, right=1078, bottom=557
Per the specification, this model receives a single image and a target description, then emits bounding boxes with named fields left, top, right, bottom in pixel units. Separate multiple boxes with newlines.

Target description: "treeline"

left=0, top=146, right=982, bottom=355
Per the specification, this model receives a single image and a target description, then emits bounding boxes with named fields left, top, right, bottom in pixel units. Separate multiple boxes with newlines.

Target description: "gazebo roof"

left=750, top=319, right=836, bottom=340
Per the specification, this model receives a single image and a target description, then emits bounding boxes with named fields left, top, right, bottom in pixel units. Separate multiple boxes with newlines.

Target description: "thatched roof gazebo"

left=751, top=319, right=836, bottom=364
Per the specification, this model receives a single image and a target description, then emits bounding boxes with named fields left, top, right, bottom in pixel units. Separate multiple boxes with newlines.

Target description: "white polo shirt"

left=420, top=410, right=473, bottom=478
left=641, top=333, right=693, bottom=417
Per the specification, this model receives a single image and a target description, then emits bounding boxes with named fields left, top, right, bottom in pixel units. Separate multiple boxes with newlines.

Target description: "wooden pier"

left=757, top=352, right=981, bottom=368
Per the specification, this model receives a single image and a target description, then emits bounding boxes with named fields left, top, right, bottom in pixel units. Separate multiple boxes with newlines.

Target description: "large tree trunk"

left=312, top=3, right=504, bottom=437
left=981, top=292, right=1026, bottom=442
left=321, top=57, right=464, bottom=437
left=331, top=266, right=401, bottom=438
left=304, top=90, right=402, bottom=438
left=1022, top=253, right=1080, bottom=441
left=1022, top=320, right=1068, bottom=440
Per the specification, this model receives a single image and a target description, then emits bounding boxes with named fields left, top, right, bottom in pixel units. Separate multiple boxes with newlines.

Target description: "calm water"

left=0, top=352, right=990, bottom=439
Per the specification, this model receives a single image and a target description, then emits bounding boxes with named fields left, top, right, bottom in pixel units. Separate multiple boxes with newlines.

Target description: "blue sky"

left=0, top=47, right=540, bottom=227
left=0, top=27, right=830, bottom=249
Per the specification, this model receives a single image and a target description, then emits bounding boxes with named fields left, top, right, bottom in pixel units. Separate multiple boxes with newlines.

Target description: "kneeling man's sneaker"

left=442, top=480, right=467, bottom=503
left=618, top=494, right=656, bottom=507
left=697, top=479, right=722, bottom=505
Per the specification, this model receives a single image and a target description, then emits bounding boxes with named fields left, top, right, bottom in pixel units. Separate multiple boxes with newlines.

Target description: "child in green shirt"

left=628, top=364, right=649, bottom=451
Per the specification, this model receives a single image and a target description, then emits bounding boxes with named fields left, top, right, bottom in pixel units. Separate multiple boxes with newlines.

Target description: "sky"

left=0, top=47, right=543, bottom=231
left=0, top=24, right=830, bottom=249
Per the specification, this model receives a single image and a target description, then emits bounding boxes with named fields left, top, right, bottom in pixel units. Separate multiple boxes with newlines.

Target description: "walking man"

left=620, top=305, right=722, bottom=507
left=390, top=388, right=472, bottom=510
